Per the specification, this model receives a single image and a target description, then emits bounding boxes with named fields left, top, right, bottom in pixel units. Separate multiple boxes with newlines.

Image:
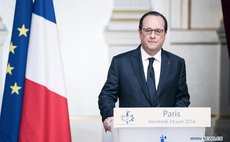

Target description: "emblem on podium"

left=121, top=110, right=134, bottom=124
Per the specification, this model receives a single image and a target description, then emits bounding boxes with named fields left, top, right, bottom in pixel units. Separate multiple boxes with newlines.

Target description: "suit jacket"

left=98, top=46, right=190, bottom=121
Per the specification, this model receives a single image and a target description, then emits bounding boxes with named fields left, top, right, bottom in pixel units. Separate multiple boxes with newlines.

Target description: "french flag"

left=0, top=0, right=72, bottom=141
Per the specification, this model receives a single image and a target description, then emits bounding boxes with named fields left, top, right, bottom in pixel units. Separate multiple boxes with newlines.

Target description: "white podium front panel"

left=112, top=107, right=211, bottom=142
left=113, top=127, right=205, bottom=142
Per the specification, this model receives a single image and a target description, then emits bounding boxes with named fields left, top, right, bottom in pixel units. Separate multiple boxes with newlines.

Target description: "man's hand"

left=103, top=117, right=113, bottom=132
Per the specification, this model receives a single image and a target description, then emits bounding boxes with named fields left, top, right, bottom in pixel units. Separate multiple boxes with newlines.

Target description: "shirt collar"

left=141, top=47, right=162, bottom=62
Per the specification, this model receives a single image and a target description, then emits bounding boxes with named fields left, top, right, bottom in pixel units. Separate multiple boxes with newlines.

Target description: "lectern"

left=112, top=107, right=211, bottom=142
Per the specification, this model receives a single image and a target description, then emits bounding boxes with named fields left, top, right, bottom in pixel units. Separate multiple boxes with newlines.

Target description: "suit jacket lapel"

left=157, top=49, right=171, bottom=96
left=131, top=47, right=152, bottom=103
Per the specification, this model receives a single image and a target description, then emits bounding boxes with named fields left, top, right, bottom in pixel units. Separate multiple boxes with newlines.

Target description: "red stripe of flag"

left=19, top=79, right=71, bottom=141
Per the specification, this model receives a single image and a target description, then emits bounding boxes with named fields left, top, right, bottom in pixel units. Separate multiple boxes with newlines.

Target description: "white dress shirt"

left=141, top=47, right=161, bottom=90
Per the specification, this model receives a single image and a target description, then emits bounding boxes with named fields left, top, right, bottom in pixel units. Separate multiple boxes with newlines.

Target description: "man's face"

left=139, top=15, right=167, bottom=55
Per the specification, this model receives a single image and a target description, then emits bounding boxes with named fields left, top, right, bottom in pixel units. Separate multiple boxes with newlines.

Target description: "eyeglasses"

left=142, top=28, right=165, bottom=35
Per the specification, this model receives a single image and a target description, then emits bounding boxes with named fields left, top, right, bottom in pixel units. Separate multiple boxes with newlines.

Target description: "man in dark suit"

left=98, top=11, right=190, bottom=132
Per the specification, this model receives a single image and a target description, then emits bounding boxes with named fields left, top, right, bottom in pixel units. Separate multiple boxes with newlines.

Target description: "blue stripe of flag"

left=33, top=0, right=56, bottom=23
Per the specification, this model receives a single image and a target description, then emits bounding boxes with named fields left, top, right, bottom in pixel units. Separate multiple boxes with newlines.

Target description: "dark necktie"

left=147, top=58, right=157, bottom=106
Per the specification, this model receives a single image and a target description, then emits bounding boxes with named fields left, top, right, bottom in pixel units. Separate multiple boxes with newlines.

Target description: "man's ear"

left=138, top=29, right=142, bottom=36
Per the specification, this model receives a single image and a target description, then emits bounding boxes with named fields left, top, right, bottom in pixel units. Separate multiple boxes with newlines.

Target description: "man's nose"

left=150, top=31, right=156, bottom=38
